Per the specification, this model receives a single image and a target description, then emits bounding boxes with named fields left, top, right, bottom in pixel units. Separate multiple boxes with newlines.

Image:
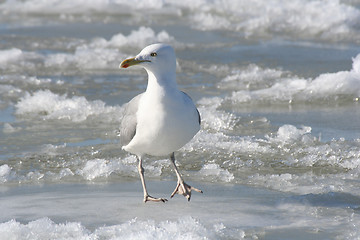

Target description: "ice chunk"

left=353, top=54, right=360, bottom=74
left=197, top=97, right=238, bottom=131
left=218, top=64, right=284, bottom=91
left=108, top=27, right=174, bottom=48
left=77, top=158, right=137, bottom=181
left=199, top=163, right=234, bottom=183
left=0, top=48, right=22, bottom=64
left=275, top=125, right=312, bottom=143
left=0, top=218, right=88, bottom=240
left=0, top=165, right=12, bottom=183
left=15, top=90, right=122, bottom=122
left=78, top=159, right=115, bottom=180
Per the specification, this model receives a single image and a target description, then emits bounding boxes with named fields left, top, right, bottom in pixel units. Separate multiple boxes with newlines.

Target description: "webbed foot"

left=170, top=181, right=203, bottom=201
left=144, top=195, right=168, bottom=203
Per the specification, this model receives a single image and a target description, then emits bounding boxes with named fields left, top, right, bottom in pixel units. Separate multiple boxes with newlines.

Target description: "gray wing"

left=119, top=93, right=144, bottom=146
left=181, top=91, right=201, bottom=125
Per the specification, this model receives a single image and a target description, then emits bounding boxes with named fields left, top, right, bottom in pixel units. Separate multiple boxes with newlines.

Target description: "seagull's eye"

left=150, top=52, right=157, bottom=57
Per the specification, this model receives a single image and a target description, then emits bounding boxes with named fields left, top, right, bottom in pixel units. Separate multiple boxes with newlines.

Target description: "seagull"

left=119, top=43, right=202, bottom=202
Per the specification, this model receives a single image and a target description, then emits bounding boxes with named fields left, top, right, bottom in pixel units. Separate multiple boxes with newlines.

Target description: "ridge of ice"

left=46, top=27, right=174, bottom=70
left=15, top=90, right=123, bottom=122
left=0, top=217, right=224, bottom=240
left=1, top=0, right=359, bottom=41
left=225, top=53, right=360, bottom=104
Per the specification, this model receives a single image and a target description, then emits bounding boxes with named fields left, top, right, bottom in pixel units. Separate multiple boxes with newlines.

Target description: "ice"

left=0, top=0, right=165, bottom=14
left=76, top=156, right=172, bottom=181
left=107, top=27, right=174, bottom=49
left=0, top=164, right=12, bottom=183
left=198, top=163, right=234, bottom=183
left=0, top=152, right=169, bottom=184
left=218, top=64, right=285, bottom=91
left=2, top=182, right=359, bottom=239
left=188, top=0, right=360, bottom=41
left=44, top=27, right=173, bottom=70
left=272, top=125, right=312, bottom=143
left=95, top=217, right=214, bottom=240
left=353, top=54, right=360, bottom=74
left=185, top=130, right=272, bottom=157
left=0, top=28, right=173, bottom=72
left=209, top=53, right=360, bottom=107
left=0, top=49, right=43, bottom=73
left=0, top=218, right=89, bottom=240
left=45, top=47, right=122, bottom=70
left=50, top=26, right=173, bottom=69
left=227, top=53, right=360, bottom=104
left=182, top=122, right=360, bottom=193
left=197, top=97, right=238, bottom=132
left=0, top=217, right=210, bottom=240
left=247, top=171, right=353, bottom=195
left=40, top=144, right=67, bottom=156
left=0, top=216, right=226, bottom=240
left=1, top=1, right=360, bottom=239
left=15, top=90, right=123, bottom=122
left=0, top=76, right=56, bottom=88
left=0, top=48, right=22, bottom=64
left=1, top=0, right=359, bottom=42
left=77, top=158, right=136, bottom=181
left=244, top=133, right=360, bottom=195
left=2, top=123, right=21, bottom=133
left=191, top=12, right=231, bottom=31
left=5, top=96, right=360, bottom=196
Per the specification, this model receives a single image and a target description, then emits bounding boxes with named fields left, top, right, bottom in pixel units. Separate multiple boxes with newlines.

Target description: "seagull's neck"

left=145, top=69, right=178, bottom=95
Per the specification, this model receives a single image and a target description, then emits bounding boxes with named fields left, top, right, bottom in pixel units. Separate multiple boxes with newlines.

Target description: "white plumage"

left=119, top=43, right=202, bottom=202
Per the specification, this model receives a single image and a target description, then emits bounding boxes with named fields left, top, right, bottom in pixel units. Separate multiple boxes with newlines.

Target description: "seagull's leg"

left=137, top=155, right=167, bottom=203
left=170, top=153, right=203, bottom=201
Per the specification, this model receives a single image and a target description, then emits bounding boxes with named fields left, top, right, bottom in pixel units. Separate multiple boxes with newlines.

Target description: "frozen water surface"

left=1, top=0, right=360, bottom=239
left=1, top=182, right=357, bottom=239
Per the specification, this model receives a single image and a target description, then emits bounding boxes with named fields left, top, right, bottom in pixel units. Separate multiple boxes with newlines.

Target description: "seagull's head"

left=120, top=43, right=176, bottom=77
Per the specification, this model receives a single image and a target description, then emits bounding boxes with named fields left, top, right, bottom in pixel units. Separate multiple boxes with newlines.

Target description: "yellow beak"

left=119, top=57, right=150, bottom=69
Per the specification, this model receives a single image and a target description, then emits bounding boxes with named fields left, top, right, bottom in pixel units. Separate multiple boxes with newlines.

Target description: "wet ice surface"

left=1, top=0, right=360, bottom=239
left=1, top=182, right=358, bottom=240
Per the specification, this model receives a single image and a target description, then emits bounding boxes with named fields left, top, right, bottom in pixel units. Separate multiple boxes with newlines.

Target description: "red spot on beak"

left=122, top=64, right=129, bottom=68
